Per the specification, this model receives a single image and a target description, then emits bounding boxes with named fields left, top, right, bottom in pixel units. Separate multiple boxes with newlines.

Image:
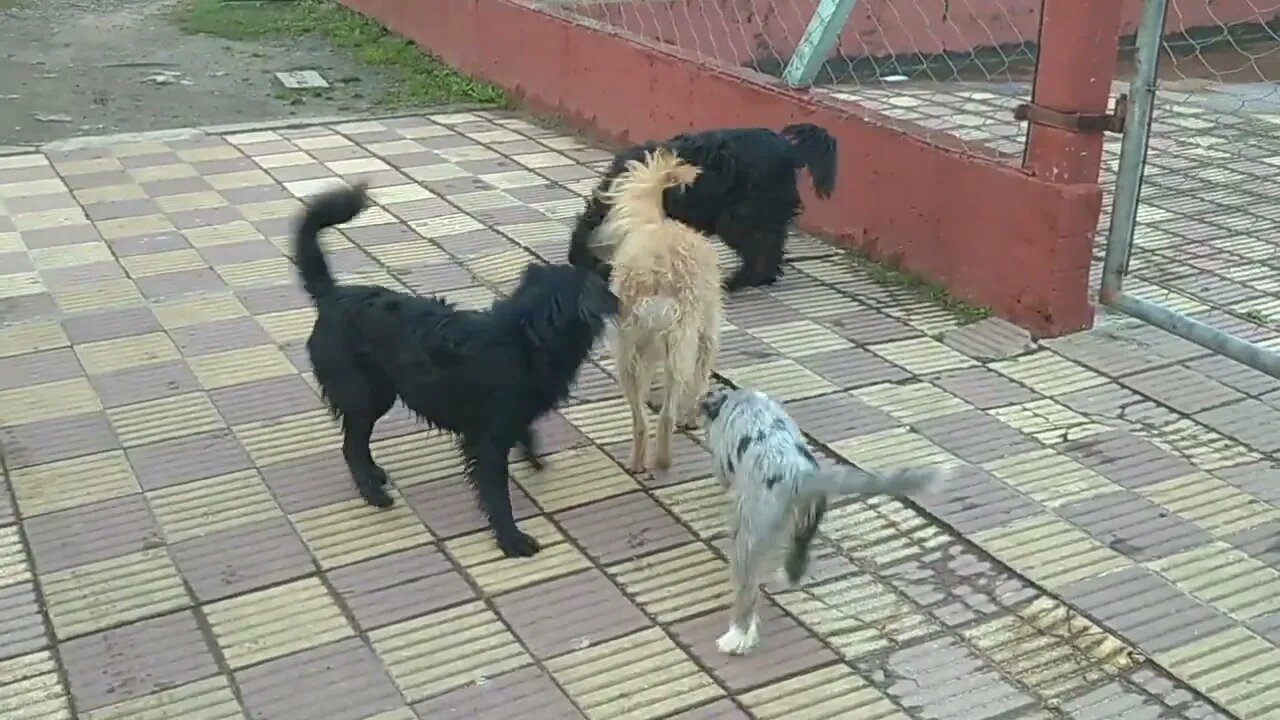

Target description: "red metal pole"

left=1024, top=0, right=1127, bottom=184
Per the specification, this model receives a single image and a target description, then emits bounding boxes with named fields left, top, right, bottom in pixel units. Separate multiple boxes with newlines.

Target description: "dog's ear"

left=700, top=388, right=730, bottom=422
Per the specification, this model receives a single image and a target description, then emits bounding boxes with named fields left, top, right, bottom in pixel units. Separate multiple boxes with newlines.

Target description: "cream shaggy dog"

left=700, top=386, right=955, bottom=655
left=601, top=148, right=723, bottom=473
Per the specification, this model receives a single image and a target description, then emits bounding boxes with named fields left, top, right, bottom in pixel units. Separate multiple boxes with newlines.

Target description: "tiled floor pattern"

left=822, top=79, right=1280, bottom=347
left=0, top=110, right=1269, bottom=719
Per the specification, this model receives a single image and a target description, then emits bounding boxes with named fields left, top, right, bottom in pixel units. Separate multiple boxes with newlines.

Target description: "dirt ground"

left=0, top=0, right=404, bottom=147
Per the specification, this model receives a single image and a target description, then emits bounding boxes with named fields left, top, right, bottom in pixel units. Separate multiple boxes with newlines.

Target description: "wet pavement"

left=0, top=109, right=1273, bottom=719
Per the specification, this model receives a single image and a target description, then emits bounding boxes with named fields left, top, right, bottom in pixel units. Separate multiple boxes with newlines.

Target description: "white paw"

left=773, top=567, right=795, bottom=591
left=716, top=620, right=760, bottom=655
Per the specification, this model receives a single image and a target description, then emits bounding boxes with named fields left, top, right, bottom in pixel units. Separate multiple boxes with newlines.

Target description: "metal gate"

left=1099, top=0, right=1280, bottom=378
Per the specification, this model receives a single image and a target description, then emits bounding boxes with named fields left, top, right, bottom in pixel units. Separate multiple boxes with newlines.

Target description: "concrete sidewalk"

left=0, top=110, right=1269, bottom=719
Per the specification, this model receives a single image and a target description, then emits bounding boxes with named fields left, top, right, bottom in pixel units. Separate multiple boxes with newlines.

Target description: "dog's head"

left=699, top=386, right=734, bottom=425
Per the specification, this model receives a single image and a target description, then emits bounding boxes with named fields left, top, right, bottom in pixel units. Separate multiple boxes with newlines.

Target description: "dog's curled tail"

left=294, top=182, right=369, bottom=299
left=781, top=123, right=837, bottom=199
left=804, top=462, right=953, bottom=499
left=603, top=148, right=701, bottom=215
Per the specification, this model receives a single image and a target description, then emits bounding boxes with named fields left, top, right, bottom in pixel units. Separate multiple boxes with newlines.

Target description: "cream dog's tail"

left=598, top=148, right=701, bottom=223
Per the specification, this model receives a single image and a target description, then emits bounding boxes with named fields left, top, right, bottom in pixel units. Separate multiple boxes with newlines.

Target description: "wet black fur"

left=568, top=123, right=838, bottom=291
left=295, top=184, right=619, bottom=558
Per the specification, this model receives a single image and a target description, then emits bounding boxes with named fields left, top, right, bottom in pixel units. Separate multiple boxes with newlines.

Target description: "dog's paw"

left=361, top=487, right=395, bottom=508
left=496, top=530, right=542, bottom=558
left=716, top=621, right=760, bottom=656
left=524, top=454, right=546, bottom=473
left=370, top=466, right=390, bottom=487
left=774, top=567, right=798, bottom=591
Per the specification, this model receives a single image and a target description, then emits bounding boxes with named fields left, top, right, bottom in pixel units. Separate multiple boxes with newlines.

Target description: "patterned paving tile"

left=235, top=638, right=406, bottom=720
left=0, top=650, right=73, bottom=719
left=42, top=548, right=190, bottom=639
left=204, top=577, right=352, bottom=668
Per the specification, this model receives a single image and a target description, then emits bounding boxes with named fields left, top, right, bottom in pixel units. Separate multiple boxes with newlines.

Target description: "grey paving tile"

left=135, top=268, right=228, bottom=301
left=61, top=305, right=161, bottom=344
left=1187, top=353, right=1280, bottom=397
left=929, top=366, right=1041, bottom=410
left=0, top=412, right=120, bottom=469
left=236, top=637, right=406, bottom=720
left=1060, top=430, right=1198, bottom=489
left=915, top=465, right=1042, bottom=535
left=1056, top=489, right=1213, bottom=562
left=941, top=317, right=1036, bottom=361
left=60, top=609, right=219, bottom=711
left=24, top=495, right=161, bottom=574
left=1125, top=666, right=1235, bottom=719
left=1057, top=566, right=1235, bottom=655
left=0, top=582, right=48, bottom=660
left=915, top=409, right=1041, bottom=464
left=1059, top=679, right=1169, bottom=720
left=794, top=346, right=911, bottom=389
left=880, top=542, right=1037, bottom=628
left=327, top=544, right=473, bottom=631
left=1047, top=321, right=1206, bottom=377
left=259, top=450, right=361, bottom=514
left=208, top=374, right=323, bottom=426
left=41, top=261, right=127, bottom=290
left=600, top=433, right=713, bottom=488
left=1120, top=365, right=1245, bottom=415
left=0, top=292, right=59, bottom=323
left=1193, top=398, right=1280, bottom=453
left=878, top=634, right=1040, bottom=719
left=402, top=476, right=539, bottom=539
left=0, top=348, right=83, bottom=391
left=169, top=516, right=315, bottom=603
left=125, top=429, right=253, bottom=491
left=90, top=360, right=200, bottom=408
left=1212, top=461, right=1280, bottom=507
left=237, top=283, right=312, bottom=314
left=823, top=304, right=921, bottom=345
left=411, top=664, right=586, bottom=719
left=783, top=392, right=899, bottom=445
left=555, top=491, right=695, bottom=566
left=494, top=569, right=650, bottom=659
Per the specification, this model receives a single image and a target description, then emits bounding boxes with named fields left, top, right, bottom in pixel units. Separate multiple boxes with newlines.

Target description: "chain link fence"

left=1099, top=1, right=1280, bottom=341
left=532, top=0, right=1044, bottom=159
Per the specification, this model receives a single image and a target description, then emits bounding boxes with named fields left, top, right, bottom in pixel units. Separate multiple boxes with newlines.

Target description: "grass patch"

left=177, top=0, right=505, bottom=108
left=846, top=252, right=991, bottom=325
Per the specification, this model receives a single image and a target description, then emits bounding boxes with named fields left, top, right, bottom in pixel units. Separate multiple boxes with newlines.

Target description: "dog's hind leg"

left=342, top=410, right=394, bottom=507
left=655, top=330, right=698, bottom=470
left=782, top=496, right=827, bottom=588
left=465, top=435, right=541, bottom=558
left=679, top=325, right=719, bottom=430
left=617, top=335, right=653, bottom=474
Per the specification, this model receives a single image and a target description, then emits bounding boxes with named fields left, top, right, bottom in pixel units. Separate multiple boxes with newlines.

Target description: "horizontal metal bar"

left=1106, top=293, right=1280, bottom=379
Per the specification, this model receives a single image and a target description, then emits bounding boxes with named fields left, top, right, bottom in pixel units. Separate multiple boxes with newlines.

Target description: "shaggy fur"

left=700, top=387, right=954, bottom=655
left=294, top=183, right=618, bottom=558
left=602, top=148, right=724, bottom=473
left=568, top=124, right=838, bottom=291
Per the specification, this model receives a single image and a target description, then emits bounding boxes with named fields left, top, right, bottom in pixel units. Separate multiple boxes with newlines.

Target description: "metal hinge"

left=1013, top=94, right=1128, bottom=134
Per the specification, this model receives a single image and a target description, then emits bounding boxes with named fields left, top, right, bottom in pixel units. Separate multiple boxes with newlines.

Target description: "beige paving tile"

left=9, top=450, right=140, bottom=517
left=866, top=336, right=978, bottom=374
left=984, top=448, right=1119, bottom=509
left=0, top=377, right=102, bottom=426
left=0, top=271, right=44, bottom=298
left=606, top=542, right=728, bottom=622
left=829, top=426, right=958, bottom=475
left=0, top=231, right=22, bottom=254
left=74, top=331, right=180, bottom=375
left=292, top=491, right=430, bottom=569
left=107, top=392, right=224, bottom=447
left=748, top=320, right=854, bottom=355
left=561, top=398, right=645, bottom=445
left=652, top=477, right=725, bottom=540
left=148, top=469, right=283, bottom=543
left=187, top=344, right=296, bottom=389
left=719, top=358, right=838, bottom=402
left=233, top=409, right=343, bottom=467
left=545, top=627, right=722, bottom=719
left=75, top=184, right=147, bottom=204
left=28, top=243, right=114, bottom=270
left=775, top=572, right=938, bottom=659
left=256, top=307, right=316, bottom=344
left=0, top=651, right=72, bottom=720
left=183, top=221, right=265, bottom=247
left=238, top=199, right=303, bottom=222
left=445, top=516, right=590, bottom=596
left=0, top=177, right=66, bottom=199
left=58, top=157, right=123, bottom=175
left=152, top=293, right=249, bottom=329
left=43, top=549, right=190, bottom=639
left=364, top=240, right=448, bottom=269
left=410, top=213, right=484, bottom=238
left=822, top=497, right=949, bottom=566
left=989, top=398, right=1110, bottom=444
left=511, top=446, right=639, bottom=513
left=1155, top=626, right=1280, bottom=719
left=119, top=249, right=208, bottom=277
left=973, top=513, right=1131, bottom=592
left=368, top=600, right=532, bottom=703
left=81, top=675, right=243, bottom=720
left=1140, top=418, right=1262, bottom=472
left=0, top=321, right=69, bottom=359
left=0, top=153, right=50, bottom=169
left=214, top=257, right=292, bottom=289
left=0, top=525, right=32, bottom=589
left=50, top=278, right=144, bottom=314
left=205, top=577, right=352, bottom=668
left=1137, top=471, right=1280, bottom=538
left=95, top=214, right=176, bottom=240
left=206, top=169, right=274, bottom=191
left=851, top=381, right=972, bottom=423
left=963, top=595, right=1137, bottom=700
left=370, top=430, right=464, bottom=487
left=990, top=351, right=1109, bottom=397
left=1148, top=542, right=1280, bottom=622
left=177, top=145, right=243, bottom=162
left=130, top=164, right=199, bottom=183
left=14, top=207, right=88, bottom=232
left=740, top=663, right=908, bottom=719
left=496, top=220, right=568, bottom=248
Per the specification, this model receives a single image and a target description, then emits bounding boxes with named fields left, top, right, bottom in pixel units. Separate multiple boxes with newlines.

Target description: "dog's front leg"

left=468, top=441, right=541, bottom=558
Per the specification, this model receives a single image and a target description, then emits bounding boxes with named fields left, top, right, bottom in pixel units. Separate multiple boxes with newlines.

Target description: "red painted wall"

left=339, top=0, right=1102, bottom=336
left=571, top=0, right=1279, bottom=67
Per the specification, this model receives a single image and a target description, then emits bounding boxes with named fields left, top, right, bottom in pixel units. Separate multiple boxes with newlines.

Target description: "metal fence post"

left=1099, top=0, right=1168, bottom=305
left=782, top=0, right=860, bottom=89
left=1023, top=0, right=1125, bottom=183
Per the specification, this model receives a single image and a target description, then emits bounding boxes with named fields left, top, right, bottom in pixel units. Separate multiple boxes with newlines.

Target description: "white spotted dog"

left=699, top=386, right=955, bottom=656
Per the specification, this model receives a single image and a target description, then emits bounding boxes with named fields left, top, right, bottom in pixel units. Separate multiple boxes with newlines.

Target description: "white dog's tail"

left=631, top=296, right=681, bottom=332
left=803, top=464, right=953, bottom=498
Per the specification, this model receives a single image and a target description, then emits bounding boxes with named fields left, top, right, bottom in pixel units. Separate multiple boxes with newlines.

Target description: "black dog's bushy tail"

left=295, top=183, right=368, bottom=299
left=781, top=123, right=837, bottom=199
